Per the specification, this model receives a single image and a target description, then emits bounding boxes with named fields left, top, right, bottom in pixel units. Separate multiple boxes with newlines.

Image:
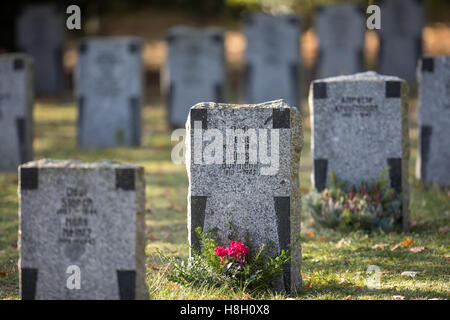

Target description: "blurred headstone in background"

left=0, top=54, right=33, bottom=172
left=416, top=56, right=450, bottom=187
left=75, top=37, right=143, bottom=148
left=16, top=4, right=64, bottom=96
left=309, top=72, right=410, bottom=231
left=244, top=13, right=301, bottom=108
left=163, top=26, right=225, bottom=129
left=378, top=0, right=424, bottom=83
left=314, top=3, right=365, bottom=78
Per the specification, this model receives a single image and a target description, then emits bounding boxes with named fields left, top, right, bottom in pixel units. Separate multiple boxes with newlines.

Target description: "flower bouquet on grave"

left=162, top=226, right=290, bottom=293
left=304, top=168, right=402, bottom=232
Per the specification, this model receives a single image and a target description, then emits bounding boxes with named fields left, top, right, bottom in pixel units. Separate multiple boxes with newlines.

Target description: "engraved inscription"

left=57, top=187, right=97, bottom=245
left=335, top=96, right=379, bottom=117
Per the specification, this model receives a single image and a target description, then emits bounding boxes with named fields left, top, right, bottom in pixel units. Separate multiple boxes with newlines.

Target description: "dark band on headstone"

left=16, top=117, right=26, bottom=163
left=20, top=167, right=38, bottom=190
left=129, top=96, right=140, bottom=146
left=13, top=58, right=24, bottom=71
left=273, top=109, right=290, bottom=129
left=387, top=158, right=402, bottom=194
left=21, top=268, right=38, bottom=300
left=214, top=83, right=223, bottom=102
left=117, top=270, right=136, bottom=300
left=314, top=159, right=328, bottom=192
left=419, top=125, right=432, bottom=180
left=421, top=57, right=434, bottom=72
left=78, top=41, right=87, bottom=54
left=190, top=108, right=208, bottom=130
left=190, top=196, right=207, bottom=252
left=290, top=63, right=299, bottom=106
left=244, top=64, right=253, bottom=103
left=274, top=196, right=291, bottom=292
left=313, top=82, right=327, bottom=99
left=115, top=169, right=135, bottom=191
left=385, top=81, right=401, bottom=98
left=128, top=42, right=140, bottom=53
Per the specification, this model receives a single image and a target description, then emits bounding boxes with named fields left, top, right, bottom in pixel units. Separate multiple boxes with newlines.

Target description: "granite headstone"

left=75, top=37, right=143, bottom=148
left=378, top=0, right=424, bottom=83
left=0, top=54, right=33, bottom=172
left=314, top=3, right=365, bottom=78
left=416, top=56, right=450, bottom=186
left=309, top=72, right=410, bottom=231
left=163, top=27, right=225, bottom=128
left=244, top=13, right=301, bottom=108
left=16, top=4, right=64, bottom=95
left=186, top=100, right=303, bottom=292
left=19, top=159, right=147, bottom=300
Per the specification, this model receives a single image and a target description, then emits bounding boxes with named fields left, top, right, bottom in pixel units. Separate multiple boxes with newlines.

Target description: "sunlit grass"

left=0, top=99, right=449, bottom=300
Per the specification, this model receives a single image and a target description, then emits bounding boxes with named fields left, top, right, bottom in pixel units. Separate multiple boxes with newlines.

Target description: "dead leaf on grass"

left=335, top=238, right=346, bottom=248
left=409, top=246, right=426, bottom=253
left=393, top=295, right=405, bottom=300
left=401, top=271, right=418, bottom=278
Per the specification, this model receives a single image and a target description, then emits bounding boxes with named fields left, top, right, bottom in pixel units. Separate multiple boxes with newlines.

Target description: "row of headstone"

left=15, top=62, right=449, bottom=298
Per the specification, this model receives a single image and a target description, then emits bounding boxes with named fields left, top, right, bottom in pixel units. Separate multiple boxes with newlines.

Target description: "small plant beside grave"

left=162, top=227, right=290, bottom=293
left=304, top=169, right=402, bottom=232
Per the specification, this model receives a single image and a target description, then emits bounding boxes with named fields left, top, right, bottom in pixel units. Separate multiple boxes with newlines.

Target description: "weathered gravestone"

left=244, top=13, right=301, bottom=108
left=75, top=37, right=143, bottom=148
left=163, top=27, right=225, bottom=128
left=314, top=3, right=365, bottom=78
left=0, top=54, right=33, bottom=172
left=378, top=0, right=424, bottom=83
left=16, top=4, right=64, bottom=95
left=19, top=159, right=147, bottom=300
left=416, top=56, right=450, bottom=186
left=186, top=100, right=303, bottom=292
left=309, top=72, right=409, bottom=231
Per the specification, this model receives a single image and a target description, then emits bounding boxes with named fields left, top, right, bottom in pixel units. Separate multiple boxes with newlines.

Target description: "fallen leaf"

left=339, top=278, right=345, bottom=284
left=305, top=231, right=314, bottom=238
left=344, top=295, right=352, bottom=300
left=391, top=237, right=415, bottom=251
left=335, top=238, right=345, bottom=248
left=393, top=295, right=405, bottom=300
left=307, top=281, right=313, bottom=288
left=409, top=246, right=426, bottom=253
left=242, top=292, right=254, bottom=300
left=372, top=243, right=388, bottom=249
left=0, top=271, right=6, bottom=277
left=401, top=271, right=418, bottom=278
left=318, top=237, right=326, bottom=243
left=146, top=263, right=159, bottom=270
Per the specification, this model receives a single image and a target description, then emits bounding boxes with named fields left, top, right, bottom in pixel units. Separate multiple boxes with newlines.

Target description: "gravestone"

left=19, top=159, right=147, bottom=300
left=378, top=0, right=424, bottom=83
left=163, top=27, right=225, bottom=128
left=314, top=4, right=365, bottom=78
left=416, top=56, right=450, bottom=186
left=16, top=4, right=64, bottom=95
left=0, top=54, right=33, bottom=172
left=75, top=37, right=143, bottom=148
left=186, top=100, right=303, bottom=292
left=309, top=72, right=409, bottom=231
left=244, top=13, right=301, bottom=108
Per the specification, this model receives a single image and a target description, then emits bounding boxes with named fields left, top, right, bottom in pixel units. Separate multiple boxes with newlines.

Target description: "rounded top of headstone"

left=19, top=159, right=142, bottom=169
left=191, top=99, right=294, bottom=110
left=313, top=71, right=406, bottom=83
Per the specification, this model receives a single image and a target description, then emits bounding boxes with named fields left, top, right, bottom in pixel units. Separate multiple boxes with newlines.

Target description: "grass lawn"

left=0, top=99, right=449, bottom=300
